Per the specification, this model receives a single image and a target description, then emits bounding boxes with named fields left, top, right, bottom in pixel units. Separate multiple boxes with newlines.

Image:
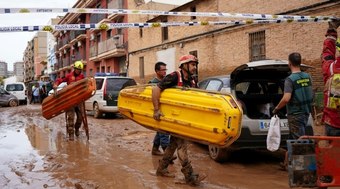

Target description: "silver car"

left=0, top=87, right=19, bottom=107
left=198, top=59, right=313, bottom=162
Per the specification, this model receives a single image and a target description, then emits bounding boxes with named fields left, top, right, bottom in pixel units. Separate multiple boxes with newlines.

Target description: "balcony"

left=107, top=0, right=125, bottom=20
left=70, top=30, right=87, bottom=44
left=108, top=0, right=123, bottom=9
left=89, top=35, right=125, bottom=61
left=90, top=14, right=107, bottom=24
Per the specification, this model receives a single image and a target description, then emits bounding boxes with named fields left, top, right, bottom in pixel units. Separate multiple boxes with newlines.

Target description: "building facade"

left=0, top=61, right=8, bottom=78
left=13, top=61, right=24, bottom=82
left=127, top=0, right=340, bottom=91
left=52, top=0, right=129, bottom=79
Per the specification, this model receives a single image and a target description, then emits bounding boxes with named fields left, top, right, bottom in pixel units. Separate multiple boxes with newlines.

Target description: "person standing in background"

left=149, top=62, right=170, bottom=156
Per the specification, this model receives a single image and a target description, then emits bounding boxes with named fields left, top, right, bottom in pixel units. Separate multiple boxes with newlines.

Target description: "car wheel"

left=8, top=100, right=18, bottom=107
left=208, top=145, right=231, bottom=162
left=93, top=102, right=102, bottom=118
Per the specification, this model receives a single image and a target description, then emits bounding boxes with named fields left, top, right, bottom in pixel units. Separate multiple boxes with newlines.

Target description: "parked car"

left=198, top=59, right=313, bottom=162
left=4, top=82, right=27, bottom=105
left=85, top=73, right=137, bottom=118
left=0, top=87, right=19, bottom=107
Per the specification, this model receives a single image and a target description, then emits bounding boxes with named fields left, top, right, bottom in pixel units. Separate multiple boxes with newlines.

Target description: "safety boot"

left=69, top=133, right=75, bottom=141
left=181, top=161, right=206, bottom=186
left=75, top=128, right=80, bottom=137
left=152, top=145, right=163, bottom=156
left=156, top=159, right=175, bottom=178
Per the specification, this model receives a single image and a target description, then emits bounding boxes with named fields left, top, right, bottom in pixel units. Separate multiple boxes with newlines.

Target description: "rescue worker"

left=53, top=61, right=85, bottom=141
left=321, top=19, right=340, bottom=136
left=152, top=54, right=206, bottom=186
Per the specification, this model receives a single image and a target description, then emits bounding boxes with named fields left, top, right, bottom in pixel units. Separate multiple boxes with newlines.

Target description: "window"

left=107, top=66, right=111, bottom=73
left=139, top=28, right=143, bottom=38
left=190, top=6, right=196, bottom=20
left=96, top=67, right=100, bottom=73
left=101, top=66, right=105, bottom=73
left=107, top=29, right=112, bottom=38
left=189, top=50, right=198, bottom=58
left=206, top=80, right=222, bottom=91
left=249, top=30, right=266, bottom=61
left=139, top=56, right=144, bottom=79
left=161, top=18, right=168, bottom=41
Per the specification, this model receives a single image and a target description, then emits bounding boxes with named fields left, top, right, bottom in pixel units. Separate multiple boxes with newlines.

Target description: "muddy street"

left=1, top=105, right=294, bottom=189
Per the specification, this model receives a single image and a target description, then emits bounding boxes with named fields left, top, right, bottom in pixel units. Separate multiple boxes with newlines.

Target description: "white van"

left=5, top=82, right=27, bottom=105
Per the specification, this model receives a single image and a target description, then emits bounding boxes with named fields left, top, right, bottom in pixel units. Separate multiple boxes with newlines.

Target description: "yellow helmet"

left=336, top=38, right=340, bottom=52
left=74, top=61, right=84, bottom=70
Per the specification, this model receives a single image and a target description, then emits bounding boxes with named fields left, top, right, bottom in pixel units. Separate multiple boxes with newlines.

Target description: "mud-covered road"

left=0, top=105, right=300, bottom=189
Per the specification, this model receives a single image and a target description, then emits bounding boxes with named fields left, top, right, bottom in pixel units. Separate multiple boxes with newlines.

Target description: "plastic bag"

left=266, top=115, right=281, bottom=152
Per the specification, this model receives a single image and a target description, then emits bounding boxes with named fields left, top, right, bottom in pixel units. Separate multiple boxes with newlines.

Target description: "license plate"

left=259, top=121, right=288, bottom=130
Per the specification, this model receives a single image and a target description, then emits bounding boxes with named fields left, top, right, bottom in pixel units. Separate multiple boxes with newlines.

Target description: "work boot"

left=75, top=128, right=80, bottom=137
left=152, top=145, right=163, bottom=156
left=329, top=19, right=340, bottom=30
left=156, top=159, right=175, bottom=178
left=181, top=161, right=206, bottom=186
left=69, top=133, right=74, bottom=141
left=161, top=146, right=177, bottom=164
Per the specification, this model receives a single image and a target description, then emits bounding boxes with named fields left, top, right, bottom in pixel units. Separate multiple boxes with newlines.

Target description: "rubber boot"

left=181, top=161, right=205, bottom=186
left=152, top=145, right=163, bottom=156
left=156, top=159, right=175, bottom=178
left=162, top=146, right=177, bottom=164
left=67, top=126, right=75, bottom=141
left=75, top=125, right=80, bottom=137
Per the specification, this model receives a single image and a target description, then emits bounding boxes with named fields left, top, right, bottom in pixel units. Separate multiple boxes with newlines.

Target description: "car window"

left=220, top=78, right=231, bottom=88
left=206, top=79, right=223, bottom=91
left=106, top=78, right=136, bottom=91
left=198, top=79, right=209, bottom=89
left=6, top=84, right=23, bottom=91
left=95, top=79, right=104, bottom=90
left=235, top=82, right=249, bottom=94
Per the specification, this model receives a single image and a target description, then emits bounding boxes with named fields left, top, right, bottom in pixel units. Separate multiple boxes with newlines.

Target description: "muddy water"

left=0, top=105, right=303, bottom=189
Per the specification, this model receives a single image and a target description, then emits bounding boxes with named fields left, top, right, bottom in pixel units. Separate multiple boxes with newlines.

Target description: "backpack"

left=325, top=60, right=340, bottom=110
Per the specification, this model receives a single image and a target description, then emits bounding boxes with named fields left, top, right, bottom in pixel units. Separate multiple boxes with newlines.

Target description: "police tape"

left=0, top=18, right=331, bottom=33
left=0, top=7, right=339, bottom=21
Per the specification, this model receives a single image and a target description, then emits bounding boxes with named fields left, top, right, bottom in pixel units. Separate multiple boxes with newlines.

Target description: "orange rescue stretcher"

left=118, top=85, right=243, bottom=148
left=288, top=136, right=340, bottom=188
left=41, top=77, right=96, bottom=140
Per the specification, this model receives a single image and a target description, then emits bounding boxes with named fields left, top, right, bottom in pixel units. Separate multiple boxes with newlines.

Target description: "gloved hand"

left=272, top=108, right=279, bottom=115
left=53, top=88, right=58, bottom=98
left=153, top=109, right=164, bottom=121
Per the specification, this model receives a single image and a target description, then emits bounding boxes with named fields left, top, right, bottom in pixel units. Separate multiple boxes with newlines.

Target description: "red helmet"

left=179, top=54, right=198, bottom=67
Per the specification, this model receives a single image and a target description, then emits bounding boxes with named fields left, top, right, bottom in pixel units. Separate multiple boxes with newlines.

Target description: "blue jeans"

left=325, top=124, right=340, bottom=136
left=287, top=114, right=310, bottom=139
left=153, top=132, right=170, bottom=149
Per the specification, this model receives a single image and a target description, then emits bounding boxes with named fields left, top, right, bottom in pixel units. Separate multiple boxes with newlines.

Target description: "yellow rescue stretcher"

left=118, top=85, right=243, bottom=148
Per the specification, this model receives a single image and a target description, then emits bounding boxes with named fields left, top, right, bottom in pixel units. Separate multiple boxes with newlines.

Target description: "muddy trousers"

left=157, top=136, right=198, bottom=183
left=65, top=103, right=84, bottom=139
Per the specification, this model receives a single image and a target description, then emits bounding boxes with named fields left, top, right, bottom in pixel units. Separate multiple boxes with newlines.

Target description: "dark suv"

left=198, top=59, right=313, bottom=162
left=85, top=73, right=137, bottom=118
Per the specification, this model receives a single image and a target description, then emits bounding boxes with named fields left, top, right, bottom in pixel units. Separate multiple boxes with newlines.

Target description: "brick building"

left=127, top=0, right=340, bottom=92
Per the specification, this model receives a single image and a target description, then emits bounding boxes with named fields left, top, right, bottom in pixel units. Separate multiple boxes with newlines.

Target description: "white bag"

left=266, top=115, right=281, bottom=152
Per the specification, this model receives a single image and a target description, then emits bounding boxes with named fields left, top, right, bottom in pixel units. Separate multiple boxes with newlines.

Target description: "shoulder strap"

left=175, top=70, right=183, bottom=86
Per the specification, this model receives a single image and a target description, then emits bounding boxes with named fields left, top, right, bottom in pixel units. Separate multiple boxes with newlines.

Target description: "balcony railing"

left=70, top=30, right=86, bottom=41
left=108, top=0, right=124, bottom=9
left=90, top=45, right=98, bottom=57
left=90, top=14, right=107, bottom=24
